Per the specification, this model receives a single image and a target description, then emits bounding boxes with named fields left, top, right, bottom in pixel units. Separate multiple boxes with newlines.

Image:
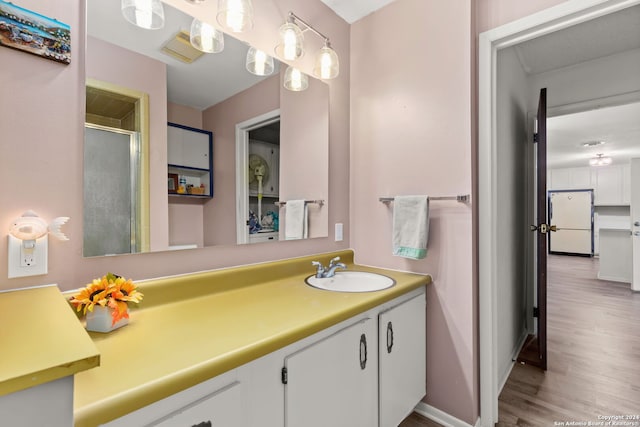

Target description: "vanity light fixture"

left=284, top=66, right=309, bottom=92
left=190, top=18, right=224, bottom=53
left=121, top=0, right=165, bottom=30
left=275, top=16, right=304, bottom=61
left=246, top=47, right=274, bottom=76
left=589, top=153, right=612, bottom=166
left=216, top=0, right=254, bottom=33
left=276, top=12, right=340, bottom=80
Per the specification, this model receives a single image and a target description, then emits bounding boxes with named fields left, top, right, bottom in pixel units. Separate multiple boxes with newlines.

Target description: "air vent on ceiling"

left=161, top=30, right=204, bottom=64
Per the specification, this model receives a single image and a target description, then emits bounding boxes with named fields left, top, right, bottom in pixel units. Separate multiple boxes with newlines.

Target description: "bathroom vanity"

left=1, top=251, right=429, bottom=427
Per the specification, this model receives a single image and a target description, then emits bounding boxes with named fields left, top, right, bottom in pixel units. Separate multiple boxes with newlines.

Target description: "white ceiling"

left=547, top=102, right=640, bottom=169
left=319, top=0, right=397, bottom=23
left=88, top=1, right=275, bottom=110
left=514, top=5, right=640, bottom=74
left=514, top=4, right=640, bottom=170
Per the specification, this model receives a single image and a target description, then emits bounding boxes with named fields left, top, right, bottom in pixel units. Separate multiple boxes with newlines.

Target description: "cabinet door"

left=284, top=318, right=377, bottom=427
left=151, top=382, right=243, bottom=427
left=594, top=166, right=623, bottom=205
left=379, top=292, right=426, bottom=427
left=168, top=124, right=211, bottom=170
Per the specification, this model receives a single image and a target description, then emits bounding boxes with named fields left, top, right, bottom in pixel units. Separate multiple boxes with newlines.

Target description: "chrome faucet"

left=312, top=256, right=347, bottom=278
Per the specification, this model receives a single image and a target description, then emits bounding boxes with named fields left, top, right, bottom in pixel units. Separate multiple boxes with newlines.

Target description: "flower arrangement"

left=70, top=273, right=144, bottom=326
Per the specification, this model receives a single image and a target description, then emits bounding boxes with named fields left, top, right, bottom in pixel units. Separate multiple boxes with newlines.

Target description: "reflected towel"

left=285, top=200, right=308, bottom=240
left=392, top=195, right=429, bottom=259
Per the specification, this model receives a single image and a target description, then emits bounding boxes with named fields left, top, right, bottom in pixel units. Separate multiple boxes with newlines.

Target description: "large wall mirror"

left=85, top=0, right=329, bottom=257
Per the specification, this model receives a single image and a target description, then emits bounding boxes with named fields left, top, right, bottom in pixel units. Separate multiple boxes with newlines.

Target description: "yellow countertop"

left=73, top=250, right=431, bottom=427
left=0, top=285, right=100, bottom=397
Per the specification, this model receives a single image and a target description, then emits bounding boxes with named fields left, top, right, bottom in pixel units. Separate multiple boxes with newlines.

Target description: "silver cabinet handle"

left=635, top=221, right=640, bottom=227
left=634, top=231, right=640, bottom=236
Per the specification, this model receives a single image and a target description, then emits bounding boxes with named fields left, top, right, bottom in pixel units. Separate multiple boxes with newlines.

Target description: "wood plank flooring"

left=399, top=255, right=640, bottom=427
left=498, top=255, right=640, bottom=426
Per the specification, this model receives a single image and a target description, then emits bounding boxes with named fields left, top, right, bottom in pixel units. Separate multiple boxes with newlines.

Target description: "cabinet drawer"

left=150, top=382, right=242, bottom=427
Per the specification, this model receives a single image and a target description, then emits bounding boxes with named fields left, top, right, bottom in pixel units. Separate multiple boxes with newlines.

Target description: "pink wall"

left=279, top=73, right=329, bottom=238
left=167, top=102, right=205, bottom=248
left=202, top=75, right=280, bottom=246
left=477, top=0, right=568, bottom=32
left=168, top=102, right=203, bottom=129
left=0, top=0, right=350, bottom=292
left=350, top=0, right=476, bottom=423
left=86, top=36, right=169, bottom=252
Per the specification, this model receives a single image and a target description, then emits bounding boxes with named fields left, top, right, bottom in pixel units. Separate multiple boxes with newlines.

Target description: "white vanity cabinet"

left=103, top=371, right=243, bottom=427
left=284, top=318, right=378, bottom=427
left=379, top=293, right=427, bottom=427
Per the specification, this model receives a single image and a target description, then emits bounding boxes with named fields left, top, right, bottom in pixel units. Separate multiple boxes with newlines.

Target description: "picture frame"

left=0, top=0, right=71, bottom=64
left=168, top=173, right=178, bottom=194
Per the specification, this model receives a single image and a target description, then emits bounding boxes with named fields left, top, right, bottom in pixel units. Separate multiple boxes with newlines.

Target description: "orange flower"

left=70, top=273, right=144, bottom=326
left=69, top=279, right=109, bottom=315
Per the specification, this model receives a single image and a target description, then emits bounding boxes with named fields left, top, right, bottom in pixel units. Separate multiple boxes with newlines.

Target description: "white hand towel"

left=392, top=195, right=429, bottom=259
left=285, top=200, right=308, bottom=240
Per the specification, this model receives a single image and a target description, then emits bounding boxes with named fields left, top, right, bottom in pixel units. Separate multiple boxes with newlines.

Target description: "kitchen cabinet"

left=379, top=293, right=427, bottom=427
left=167, top=122, right=213, bottom=198
left=284, top=318, right=377, bottom=427
left=249, top=139, right=279, bottom=198
left=548, top=165, right=630, bottom=206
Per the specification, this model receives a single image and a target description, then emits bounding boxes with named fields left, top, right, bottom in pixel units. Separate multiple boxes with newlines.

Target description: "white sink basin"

left=305, top=271, right=395, bottom=293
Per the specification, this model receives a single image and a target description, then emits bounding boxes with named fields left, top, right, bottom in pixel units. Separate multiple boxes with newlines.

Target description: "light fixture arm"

left=287, top=12, right=330, bottom=45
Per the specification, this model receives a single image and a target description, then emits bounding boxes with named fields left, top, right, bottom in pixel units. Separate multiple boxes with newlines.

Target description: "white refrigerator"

left=548, top=190, right=593, bottom=256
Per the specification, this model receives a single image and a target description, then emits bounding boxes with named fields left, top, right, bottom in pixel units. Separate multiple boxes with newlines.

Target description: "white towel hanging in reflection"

left=285, top=200, right=308, bottom=240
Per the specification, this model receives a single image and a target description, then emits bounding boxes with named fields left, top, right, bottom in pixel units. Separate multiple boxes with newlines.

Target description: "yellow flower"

left=69, top=280, right=109, bottom=315
left=70, top=273, right=144, bottom=326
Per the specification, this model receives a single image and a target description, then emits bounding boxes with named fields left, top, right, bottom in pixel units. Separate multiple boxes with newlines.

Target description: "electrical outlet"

left=8, top=235, right=48, bottom=278
left=21, top=245, right=36, bottom=267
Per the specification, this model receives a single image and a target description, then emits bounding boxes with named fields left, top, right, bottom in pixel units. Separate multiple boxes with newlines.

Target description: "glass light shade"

left=216, top=0, right=254, bottom=33
left=313, top=44, right=339, bottom=79
left=589, top=154, right=612, bottom=166
left=121, top=0, right=164, bottom=30
left=284, top=66, right=309, bottom=92
left=246, top=47, right=274, bottom=76
left=275, top=22, right=304, bottom=60
left=190, top=18, right=224, bottom=53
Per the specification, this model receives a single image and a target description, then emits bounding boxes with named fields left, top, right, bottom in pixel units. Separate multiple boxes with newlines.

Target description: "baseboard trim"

left=497, top=330, right=529, bottom=394
left=597, top=273, right=631, bottom=283
left=414, top=402, right=480, bottom=427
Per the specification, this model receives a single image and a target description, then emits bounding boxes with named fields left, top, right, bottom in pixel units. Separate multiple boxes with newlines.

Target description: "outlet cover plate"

left=8, top=235, right=48, bottom=278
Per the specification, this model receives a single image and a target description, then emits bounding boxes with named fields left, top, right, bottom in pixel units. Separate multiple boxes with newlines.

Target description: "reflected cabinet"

left=167, top=122, right=213, bottom=198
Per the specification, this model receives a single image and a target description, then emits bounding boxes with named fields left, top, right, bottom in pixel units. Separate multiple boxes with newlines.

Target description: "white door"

left=379, top=292, right=426, bottom=427
left=631, top=159, right=640, bottom=292
left=284, top=318, right=377, bottom=427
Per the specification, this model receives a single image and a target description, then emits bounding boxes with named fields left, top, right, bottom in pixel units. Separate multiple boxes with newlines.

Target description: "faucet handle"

left=311, top=261, right=325, bottom=277
left=328, top=256, right=341, bottom=268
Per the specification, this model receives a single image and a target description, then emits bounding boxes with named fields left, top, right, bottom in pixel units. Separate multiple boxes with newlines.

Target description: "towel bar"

left=275, top=199, right=325, bottom=207
left=379, top=195, right=470, bottom=203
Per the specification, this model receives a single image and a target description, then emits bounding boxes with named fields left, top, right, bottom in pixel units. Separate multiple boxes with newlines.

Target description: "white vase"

left=85, top=305, right=129, bottom=333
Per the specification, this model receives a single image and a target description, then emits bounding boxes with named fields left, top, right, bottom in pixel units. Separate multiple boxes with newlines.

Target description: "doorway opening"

left=235, top=109, right=281, bottom=244
left=479, top=1, right=640, bottom=425
left=84, top=79, right=150, bottom=256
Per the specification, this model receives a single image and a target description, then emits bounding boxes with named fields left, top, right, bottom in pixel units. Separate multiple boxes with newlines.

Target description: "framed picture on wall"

left=168, top=173, right=178, bottom=194
left=0, top=0, right=71, bottom=64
